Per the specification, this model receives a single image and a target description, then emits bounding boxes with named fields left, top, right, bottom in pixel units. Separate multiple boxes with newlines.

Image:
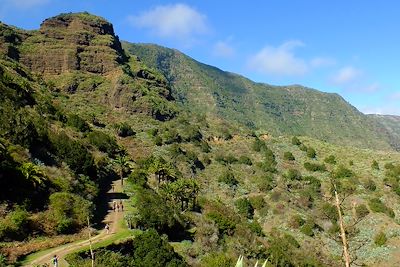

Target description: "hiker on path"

left=117, top=203, right=120, bottom=212
left=105, top=223, right=110, bottom=234
left=52, top=255, right=58, bottom=267
left=120, top=200, right=124, bottom=211
left=112, top=184, right=115, bottom=192
left=113, top=200, right=116, bottom=211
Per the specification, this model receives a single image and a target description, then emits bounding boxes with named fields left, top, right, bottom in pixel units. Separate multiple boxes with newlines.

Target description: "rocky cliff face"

left=19, top=12, right=126, bottom=75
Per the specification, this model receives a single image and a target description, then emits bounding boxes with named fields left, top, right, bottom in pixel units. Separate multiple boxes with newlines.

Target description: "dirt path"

left=25, top=179, right=126, bottom=267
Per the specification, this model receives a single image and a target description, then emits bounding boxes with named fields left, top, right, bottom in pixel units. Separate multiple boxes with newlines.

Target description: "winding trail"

left=24, top=179, right=127, bottom=267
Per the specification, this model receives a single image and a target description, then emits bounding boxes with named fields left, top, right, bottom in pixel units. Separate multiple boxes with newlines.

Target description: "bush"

left=50, top=132, right=95, bottom=175
left=286, top=168, right=302, bottom=181
left=371, top=160, right=380, bottom=170
left=202, top=252, right=233, bottom=267
left=291, top=136, right=301, bottom=146
left=369, top=198, right=395, bottom=218
left=289, top=214, right=305, bottom=229
left=131, top=229, right=187, bottom=266
left=218, top=171, right=238, bottom=187
left=206, top=212, right=236, bottom=236
left=254, top=175, right=275, bottom=192
left=49, top=192, right=92, bottom=234
left=324, top=155, right=337, bottom=165
left=356, top=204, right=369, bottom=219
left=304, top=162, right=326, bottom=172
left=306, top=147, right=316, bottom=159
left=364, top=179, right=376, bottom=191
left=303, top=176, right=321, bottom=193
left=238, top=155, right=252, bottom=165
left=67, top=114, right=90, bottom=132
left=374, top=231, right=387, bottom=246
left=320, top=203, right=338, bottom=222
left=300, top=222, right=314, bottom=237
left=116, top=122, right=135, bottom=137
left=235, top=198, right=254, bottom=219
left=88, top=131, right=119, bottom=155
left=249, top=195, right=265, bottom=210
left=252, top=137, right=266, bottom=152
left=0, top=208, right=30, bottom=241
left=333, top=165, right=354, bottom=179
left=248, top=221, right=264, bottom=236
left=283, top=151, right=295, bottom=161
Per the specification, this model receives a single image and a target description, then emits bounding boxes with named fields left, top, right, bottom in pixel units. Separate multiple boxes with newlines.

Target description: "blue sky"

left=1, top=0, right=399, bottom=115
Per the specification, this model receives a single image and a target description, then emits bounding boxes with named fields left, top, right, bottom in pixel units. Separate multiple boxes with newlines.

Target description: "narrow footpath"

left=24, top=179, right=127, bottom=267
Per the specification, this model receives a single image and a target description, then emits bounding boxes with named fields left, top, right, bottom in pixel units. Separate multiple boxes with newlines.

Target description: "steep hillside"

left=2, top=12, right=400, bottom=267
left=123, top=43, right=395, bottom=151
left=370, top=114, right=400, bottom=151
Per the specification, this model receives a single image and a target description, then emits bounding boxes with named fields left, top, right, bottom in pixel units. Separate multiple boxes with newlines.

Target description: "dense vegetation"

left=0, top=12, right=400, bottom=267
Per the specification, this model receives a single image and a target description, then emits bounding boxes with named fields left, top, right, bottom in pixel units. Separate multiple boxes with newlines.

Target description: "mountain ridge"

left=123, top=42, right=397, bottom=151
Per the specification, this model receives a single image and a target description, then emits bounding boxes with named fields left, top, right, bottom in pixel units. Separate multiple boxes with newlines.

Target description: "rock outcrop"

left=19, top=12, right=126, bottom=75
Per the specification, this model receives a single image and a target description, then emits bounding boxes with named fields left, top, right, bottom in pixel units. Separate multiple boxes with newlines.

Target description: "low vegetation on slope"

left=1, top=12, right=400, bottom=267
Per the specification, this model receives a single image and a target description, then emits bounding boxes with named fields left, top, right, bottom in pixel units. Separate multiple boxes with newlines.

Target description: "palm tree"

left=114, top=155, right=131, bottom=186
left=18, top=162, right=46, bottom=188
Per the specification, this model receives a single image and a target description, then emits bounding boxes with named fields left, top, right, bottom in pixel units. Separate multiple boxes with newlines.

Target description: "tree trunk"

left=334, top=184, right=350, bottom=267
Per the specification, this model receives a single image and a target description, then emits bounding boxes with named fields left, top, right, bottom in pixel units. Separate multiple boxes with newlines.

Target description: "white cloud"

left=389, top=92, right=400, bottom=100
left=247, top=40, right=308, bottom=76
left=310, top=57, right=336, bottom=68
left=5, top=0, right=49, bottom=9
left=361, top=105, right=400, bottom=116
left=213, top=41, right=235, bottom=58
left=331, top=66, right=362, bottom=85
left=128, top=4, right=208, bottom=39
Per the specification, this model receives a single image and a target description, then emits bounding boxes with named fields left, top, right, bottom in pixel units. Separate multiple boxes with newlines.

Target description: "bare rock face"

left=19, top=12, right=125, bottom=75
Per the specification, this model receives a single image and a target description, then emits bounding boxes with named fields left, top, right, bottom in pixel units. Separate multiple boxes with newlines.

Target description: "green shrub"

left=364, top=179, right=376, bottom=191
left=324, top=155, right=337, bottom=165
left=235, top=198, right=254, bottom=219
left=238, top=155, right=252, bottom=165
left=249, top=195, right=266, bottom=210
left=218, top=171, right=238, bottom=187
left=286, top=168, right=302, bottom=181
left=49, top=192, right=92, bottom=234
left=254, top=174, right=275, bottom=192
left=304, top=162, right=326, bottom=172
left=283, top=151, right=295, bottom=161
left=320, top=203, right=338, bottom=222
left=356, top=204, right=369, bottom=219
left=300, top=222, right=314, bottom=237
left=67, top=114, right=90, bottom=132
left=202, top=252, right=233, bottom=267
left=248, top=221, right=264, bottom=236
left=253, top=137, right=266, bottom=152
left=374, top=231, right=387, bottom=246
left=291, top=136, right=301, bottom=146
left=306, top=147, right=316, bottom=159
left=115, top=122, right=135, bottom=137
left=289, top=214, right=305, bottom=229
left=303, top=176, right=321, bottom=193
left=369, top=198, right=395, bottom=218
left=333, top=165, right=354, bottom=179
left=371, top=160, right=380, bottom=170
left=206, top=212, right=236, bottom=236
left=88, top=131, right=119, bottom=155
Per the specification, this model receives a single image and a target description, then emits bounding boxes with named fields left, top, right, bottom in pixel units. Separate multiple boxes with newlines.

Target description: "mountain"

left=2, top=12, right=400, bottom=267
left=123, top=43, right=397, bottom=151
left=369, top=114, right=400, bottom=150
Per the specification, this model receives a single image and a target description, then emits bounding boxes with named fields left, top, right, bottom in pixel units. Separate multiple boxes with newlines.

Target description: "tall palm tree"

left=114, top=155, right=131, bottom=186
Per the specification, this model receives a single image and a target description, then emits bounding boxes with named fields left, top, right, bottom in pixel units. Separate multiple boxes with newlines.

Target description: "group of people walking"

left=113, top=199, right=124, bottom=212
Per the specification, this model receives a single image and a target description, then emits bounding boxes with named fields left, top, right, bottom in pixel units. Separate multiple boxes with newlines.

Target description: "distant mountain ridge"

left=123, top=43, right=398, bottom=150
left=369, top=114, right=400, bottom=151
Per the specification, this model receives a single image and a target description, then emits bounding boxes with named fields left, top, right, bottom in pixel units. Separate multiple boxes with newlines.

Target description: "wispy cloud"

left=361, top=105, right=400, bottom=116
left=331, top=66, right=362, bottom=85
left=127, top=4, right=208, bottom=41
left=213, top=40, right=235, bottom=58
left=310, top=57, right=336, bottom=68
left=247, top=40, right=308, bottom=76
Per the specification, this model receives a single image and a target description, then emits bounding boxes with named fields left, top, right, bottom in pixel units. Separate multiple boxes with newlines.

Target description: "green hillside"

left=1, top=12, right=400, bottom=267
left=370, top=114, right=400, bottom=151
left=123, top=43, right=395, bottom=151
